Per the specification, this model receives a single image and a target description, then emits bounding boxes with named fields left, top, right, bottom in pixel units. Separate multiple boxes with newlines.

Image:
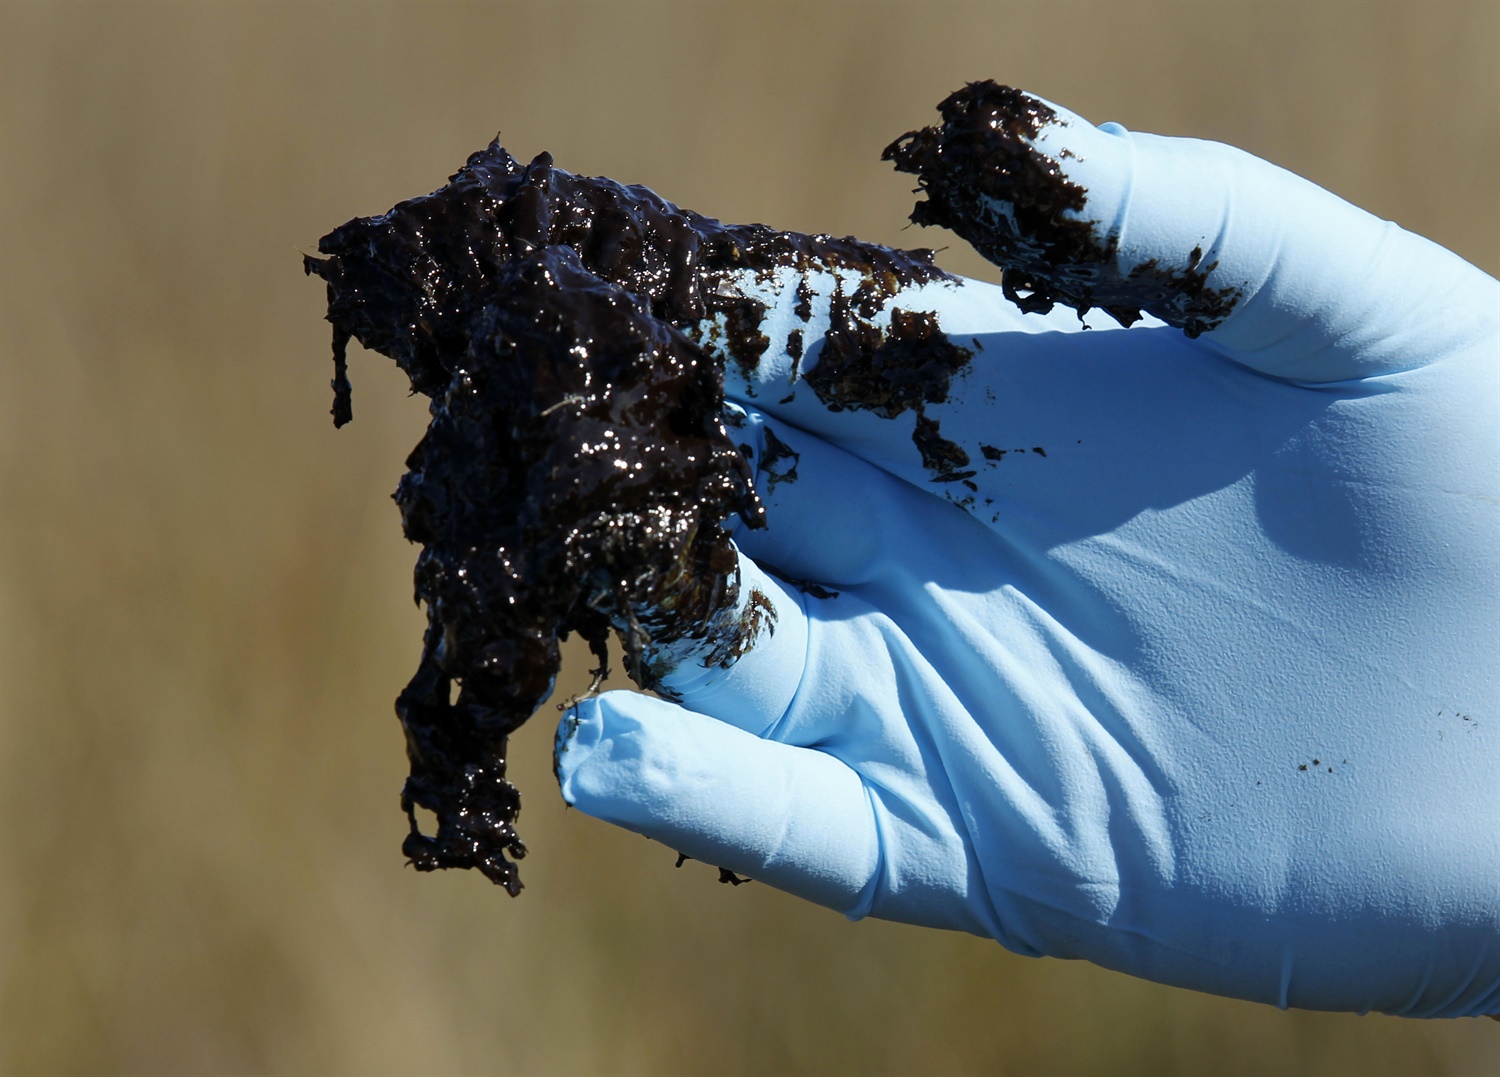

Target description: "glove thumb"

left=555, top=691, right=879, bottom=915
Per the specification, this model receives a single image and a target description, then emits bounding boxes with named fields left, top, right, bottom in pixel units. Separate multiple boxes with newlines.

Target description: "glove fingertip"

left=555, top=691, right=727, bottom=825
left=553, top=691, right=881, bottom=913
left=554, top=693, right=643, bottom=810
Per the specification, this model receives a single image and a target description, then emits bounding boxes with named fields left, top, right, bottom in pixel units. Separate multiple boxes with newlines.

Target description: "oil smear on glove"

left=304, top=141, right=960, bottom=894
left=884, top=80, right=1243, bottom=337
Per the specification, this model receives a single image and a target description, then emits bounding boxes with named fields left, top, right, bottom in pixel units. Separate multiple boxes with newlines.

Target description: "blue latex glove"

left=555, top=86, right=1500, bottom=1018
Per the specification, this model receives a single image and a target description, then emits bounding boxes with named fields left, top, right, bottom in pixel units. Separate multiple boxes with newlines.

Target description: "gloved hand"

left=554, top=83, right=1500, bottom=1018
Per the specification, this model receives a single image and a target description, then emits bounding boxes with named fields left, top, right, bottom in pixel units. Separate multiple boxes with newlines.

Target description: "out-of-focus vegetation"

left=2, top=3, right=1496, bottom=1074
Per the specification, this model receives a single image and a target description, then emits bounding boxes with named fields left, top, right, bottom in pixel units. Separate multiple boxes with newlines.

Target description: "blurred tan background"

left=2, top=2, right=1497, bottom=1074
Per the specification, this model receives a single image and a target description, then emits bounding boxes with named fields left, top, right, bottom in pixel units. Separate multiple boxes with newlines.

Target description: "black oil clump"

left=884, top=80, right=1242, bottom=337
left=802, top=306, right=975, bottom=480
left=305, top=140, right=954, bottom=894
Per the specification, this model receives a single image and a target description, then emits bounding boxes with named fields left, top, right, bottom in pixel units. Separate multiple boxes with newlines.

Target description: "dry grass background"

left=2, top=2, right=1497, bottom=1074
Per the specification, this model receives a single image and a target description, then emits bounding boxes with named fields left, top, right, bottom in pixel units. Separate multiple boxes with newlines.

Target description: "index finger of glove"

left=726, top=406, right=929, bottom=591
left=645, top=543, right=810, bottom=740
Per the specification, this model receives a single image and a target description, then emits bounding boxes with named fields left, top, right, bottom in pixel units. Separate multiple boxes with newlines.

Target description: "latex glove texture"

left=555, top=86, right=1500, bottom=1018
